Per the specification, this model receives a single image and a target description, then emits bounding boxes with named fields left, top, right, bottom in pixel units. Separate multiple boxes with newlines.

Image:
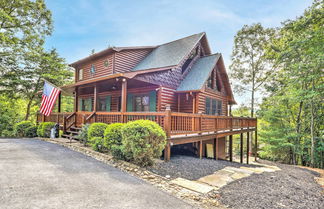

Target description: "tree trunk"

left=25, top=78, right=42, bottom=120
left=310, top=80, right=315, bottom=168
left=294, top=101, right=303, bottom=165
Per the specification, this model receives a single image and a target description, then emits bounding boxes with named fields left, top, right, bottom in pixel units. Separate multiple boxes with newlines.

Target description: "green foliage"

left=121, top=120, right=166, bottom=166
left=258, top=0, right=324, bottom=168
left=88, top=123, right=108, bottom=142
left=110, top=144, right=126, bottom=160
left=37, top=122, right=55, bottom=138
left=14, top=121, right=33, bottom=137
left=91, top=137, right=104, bottom=152
left=25, top=126, right=38, bottom=138
left=104, top=123, right=124, bottom=149
left=76, top=124, right=90, bottom=145
left=230, top=23, right=275, bottom=117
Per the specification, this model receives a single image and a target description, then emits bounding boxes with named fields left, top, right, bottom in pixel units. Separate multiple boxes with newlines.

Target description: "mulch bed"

left=148, top=155, right=259, bottom=180
left=218, top=160, right=324, bottom=209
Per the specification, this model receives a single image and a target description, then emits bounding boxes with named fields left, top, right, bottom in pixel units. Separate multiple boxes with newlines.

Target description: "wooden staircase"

left=62, top=126, right=81, bottom=140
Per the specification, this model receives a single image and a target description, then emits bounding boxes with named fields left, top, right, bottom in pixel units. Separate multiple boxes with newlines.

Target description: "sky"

left=44, top=0, right=312, bottom=105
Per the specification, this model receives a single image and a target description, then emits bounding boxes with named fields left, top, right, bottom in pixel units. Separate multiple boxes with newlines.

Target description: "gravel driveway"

left=0, top=138, right=194, bottom=209
left=218, top=160, right=324, bottom=209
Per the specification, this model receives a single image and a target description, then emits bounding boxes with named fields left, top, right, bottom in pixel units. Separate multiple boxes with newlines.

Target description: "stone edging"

left=35, top=138, right=223, bottom=209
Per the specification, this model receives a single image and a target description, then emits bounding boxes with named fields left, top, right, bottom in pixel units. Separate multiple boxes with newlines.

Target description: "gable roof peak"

left=132, top=32, right=207, bottom=72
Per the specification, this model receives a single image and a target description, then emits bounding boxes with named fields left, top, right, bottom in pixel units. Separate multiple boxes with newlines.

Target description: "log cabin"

left=37, top=32, right=257, bottom=162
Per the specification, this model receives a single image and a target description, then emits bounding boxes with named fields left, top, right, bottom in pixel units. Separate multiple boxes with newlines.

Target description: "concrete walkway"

left=0, top=138, right=194, bottom=209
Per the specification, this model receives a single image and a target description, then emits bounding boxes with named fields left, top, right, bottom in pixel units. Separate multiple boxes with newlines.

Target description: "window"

left=205, top=97, right=222, bottom=115
left=104, top=59, right=109, bottom=68
left=134, top=95, right=150, bottom=112
left=79, top=69, right=83, bottom=80
left=80, top=98, right=93, bottom=111
left=90, top=64, right=96, bottom=76
left=98, top=96, right=111, bottom=111
left=182, top=47, right=198, bottom=74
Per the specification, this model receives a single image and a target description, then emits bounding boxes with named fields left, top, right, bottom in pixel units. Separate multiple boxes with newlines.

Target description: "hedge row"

left=80, top=120, right=166, bottom=167
left=13, top=121, right=56, bottom=138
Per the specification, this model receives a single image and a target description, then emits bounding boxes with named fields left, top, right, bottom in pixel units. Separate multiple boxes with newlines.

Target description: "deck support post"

left=199, top=140, right=203, bottom=159
left=229, top=135, right=233, bottom=162
left=213, top=138, right=217, bottom=160
left=255, top=129, right=258, bottom=161
left=215, top=137, right=219, bottom=160
left=164, top=105, right=171, bottom=161
left=240, top=132, right=243, bottom=163
left=246, top=131, right=250, bottom=164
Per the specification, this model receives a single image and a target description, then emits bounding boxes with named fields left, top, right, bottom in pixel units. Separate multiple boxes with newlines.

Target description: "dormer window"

left=182, top=47, right=198, bottom=74
left=79, top=69, right=84, bottom=80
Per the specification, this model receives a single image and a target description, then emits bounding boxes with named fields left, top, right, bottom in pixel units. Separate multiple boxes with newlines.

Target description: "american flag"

left=40, top=81, right=61, bottom=116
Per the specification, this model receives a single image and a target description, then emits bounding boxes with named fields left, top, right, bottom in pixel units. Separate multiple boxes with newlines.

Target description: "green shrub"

left=14, top=121, right=33, bottom=137
left=76, top=124, right=90, bottom=145
left=104, top=123, right=124, bottom=149
left=88, top=123, right=108, bottom=142
left=91, top=137, right=104, bottom=152
left=37, top=122, right=55, bottom=138
left=37, top=123, right=43, bottom=137
left=121, top=120, right=166, bottom=166
left=25, top=126, right=37, bottom=138
left=110, top=144, right=127, bottom=160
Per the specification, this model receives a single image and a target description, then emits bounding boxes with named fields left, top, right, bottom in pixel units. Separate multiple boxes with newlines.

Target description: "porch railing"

left=37, top=110, right=257, bottom=137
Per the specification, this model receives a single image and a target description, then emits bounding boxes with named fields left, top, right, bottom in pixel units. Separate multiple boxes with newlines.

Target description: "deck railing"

left=37, top=110, right=257, bottom=137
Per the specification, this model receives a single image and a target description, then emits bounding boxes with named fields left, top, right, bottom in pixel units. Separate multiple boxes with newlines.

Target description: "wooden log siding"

left=114, top=49, right=152, bottom=73
left=198, top=90, right=228, bottom=116
left=76, top=53, right=114, bottom=81
left=160, top=87, right=177, bottom=111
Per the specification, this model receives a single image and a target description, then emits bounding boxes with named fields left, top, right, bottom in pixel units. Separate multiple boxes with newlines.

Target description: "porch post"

left=229, top=135, right=233, bottom=162
left=93, top=84, right=97, bottom=112
left=246, top=131, right=250, bottom=164
left=164, top=105, right=171, bottom=161
left=57, top=92, right=62, bottom=124
left=74, top=87, right=78, bottom=112
left=240, top=132, right=243, bottom=163
left=121, top=78, right=127, bottom=113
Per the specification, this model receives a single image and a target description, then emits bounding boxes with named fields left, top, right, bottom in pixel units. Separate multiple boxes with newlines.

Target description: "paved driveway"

left=0, top=138, right=194, bottom=209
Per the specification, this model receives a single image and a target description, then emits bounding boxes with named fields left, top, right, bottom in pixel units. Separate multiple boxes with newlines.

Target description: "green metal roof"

left=176, top=54, right=221, bottom=91
left=132, top=33, right=205, bottom=71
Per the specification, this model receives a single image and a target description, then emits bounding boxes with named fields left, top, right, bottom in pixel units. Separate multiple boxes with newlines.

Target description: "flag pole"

left=41, top=78, right=70, bottom=95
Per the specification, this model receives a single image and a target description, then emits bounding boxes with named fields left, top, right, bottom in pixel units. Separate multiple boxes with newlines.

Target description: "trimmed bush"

left=25, top=126, right=37, bottom=138
left=121, top=120, right=167, bottom=166
left=14, top=121, right=33, bottom=137
left=104, top=123, right=124, bottom=149
left=76, top=123, right=90, bottom=145
left=111, top=144, right=126, bottom=160
left=37, top=122, right=55, bottom=138
left=91, top=137, right=104, bottom=152
left=88, top=123, right=108, bottom=143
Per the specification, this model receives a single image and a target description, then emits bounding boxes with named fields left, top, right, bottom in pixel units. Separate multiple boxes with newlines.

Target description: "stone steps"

left=170, top=164, right=281, bottom=194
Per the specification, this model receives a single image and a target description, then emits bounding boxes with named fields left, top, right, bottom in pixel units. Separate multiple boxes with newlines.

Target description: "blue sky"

left=44, top=0, right=312, bottom=104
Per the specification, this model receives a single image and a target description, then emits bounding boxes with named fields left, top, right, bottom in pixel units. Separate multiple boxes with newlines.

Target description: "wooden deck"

left=37, top=109, right=257, bottom=162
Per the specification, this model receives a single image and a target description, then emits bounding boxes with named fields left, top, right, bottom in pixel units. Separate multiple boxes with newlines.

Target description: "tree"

left=0, top=0, right=73, bottom=123
left=230, top=23, right=275, bottom=117
left=261, top=0, right=324, bottom=168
